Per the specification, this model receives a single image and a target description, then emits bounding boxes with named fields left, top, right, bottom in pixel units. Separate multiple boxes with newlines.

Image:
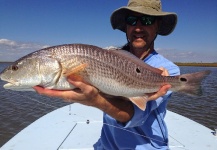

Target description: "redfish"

left=0, top=44, right=211, bottom=110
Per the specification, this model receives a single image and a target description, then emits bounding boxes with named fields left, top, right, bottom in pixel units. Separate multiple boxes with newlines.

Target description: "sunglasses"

left=125, top=15, right=156, bottom=26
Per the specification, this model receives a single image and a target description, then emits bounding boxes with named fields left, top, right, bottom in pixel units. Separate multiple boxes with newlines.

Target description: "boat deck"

left=1, top=103, right=217, bottom=150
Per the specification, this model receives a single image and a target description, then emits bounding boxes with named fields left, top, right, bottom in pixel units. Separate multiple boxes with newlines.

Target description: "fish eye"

left=11, top=65, right=19, bottom=71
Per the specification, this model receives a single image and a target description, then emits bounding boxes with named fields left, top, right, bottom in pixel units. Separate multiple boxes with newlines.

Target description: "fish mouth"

left=2, top=79, right=21, bottom=89
left=3, top=80, right=20, bottom=89
left=3, top=82, right=34, bottom=91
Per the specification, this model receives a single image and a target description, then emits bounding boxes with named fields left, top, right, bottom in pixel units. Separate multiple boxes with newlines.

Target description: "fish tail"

left=176, top=70, right=211, bottom=96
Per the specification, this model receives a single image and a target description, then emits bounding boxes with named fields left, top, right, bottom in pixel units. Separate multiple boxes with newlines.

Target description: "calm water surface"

left=0, top=63, right=217, bottom=146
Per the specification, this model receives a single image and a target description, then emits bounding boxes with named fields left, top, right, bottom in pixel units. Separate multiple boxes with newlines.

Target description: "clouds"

left=0, top=39, right=16, bottom=46
left=0, top=39, right=216, bottom=63
left=0, top=39, right=49, bottom=62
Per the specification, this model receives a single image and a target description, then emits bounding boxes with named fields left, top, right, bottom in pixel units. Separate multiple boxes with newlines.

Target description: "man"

left=34, top=0, right=180, bottom=149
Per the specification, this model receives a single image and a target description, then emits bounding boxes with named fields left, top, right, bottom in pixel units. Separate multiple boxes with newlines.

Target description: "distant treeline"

left=0, top=61, right=11, bottom=63
left=175, top=62, right=217, bottom=67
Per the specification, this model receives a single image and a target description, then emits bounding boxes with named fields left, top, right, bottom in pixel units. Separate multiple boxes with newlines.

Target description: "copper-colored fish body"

left=0, top=44, right=211, bottom=110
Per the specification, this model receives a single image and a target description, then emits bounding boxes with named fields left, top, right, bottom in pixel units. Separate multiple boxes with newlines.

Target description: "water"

left=167, top=66, right=217, bottom=130
left=0, top=63, right=217, bottom=147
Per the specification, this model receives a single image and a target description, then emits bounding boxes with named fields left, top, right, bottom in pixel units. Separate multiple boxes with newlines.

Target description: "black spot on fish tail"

left=136, top=68, right=141, bottom=73
left=180, top=77, right=187, bottom=82
left=178, top=70, right=211, bottom=96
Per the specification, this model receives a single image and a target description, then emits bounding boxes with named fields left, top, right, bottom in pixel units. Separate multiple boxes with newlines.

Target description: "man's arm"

left=33, top=80, right=134, bottom=122
left=33, top=77, right=170, bottom=123
left=33, top=68, right=170, bottom=123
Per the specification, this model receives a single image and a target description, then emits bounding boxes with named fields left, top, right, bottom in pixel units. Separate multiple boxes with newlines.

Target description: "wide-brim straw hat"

left=110, top=0, right=177, bottom=36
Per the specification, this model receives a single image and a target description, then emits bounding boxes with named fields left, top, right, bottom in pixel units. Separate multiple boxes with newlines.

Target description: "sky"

left=0, top=0, right=217, bottom=62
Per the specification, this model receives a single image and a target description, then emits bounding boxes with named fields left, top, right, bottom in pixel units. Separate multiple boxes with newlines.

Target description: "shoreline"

left=174, top=63, right=217, bottom=67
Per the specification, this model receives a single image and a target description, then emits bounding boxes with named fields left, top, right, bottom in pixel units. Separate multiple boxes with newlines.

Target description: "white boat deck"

left=1, top=103, right=217, bottom=150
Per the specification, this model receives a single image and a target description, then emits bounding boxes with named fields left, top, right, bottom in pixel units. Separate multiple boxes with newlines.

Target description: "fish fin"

left=129, top=96, right=148, bottom=111
left=63, top=63, right=88, bottom=77
left=176, top=70, right=211, bottom=96
left=67, top=74, right=85, bottom=82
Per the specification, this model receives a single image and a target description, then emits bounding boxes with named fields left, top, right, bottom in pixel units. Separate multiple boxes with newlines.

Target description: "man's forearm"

left=93, top=94, right=134, bottom=123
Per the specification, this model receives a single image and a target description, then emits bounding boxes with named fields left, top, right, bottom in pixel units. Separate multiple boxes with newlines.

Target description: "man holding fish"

left=33, top=0, right=179, bottom=149
left=0, top=0, right=211, bottom=148
left=0, top=0, right=210, bottom=149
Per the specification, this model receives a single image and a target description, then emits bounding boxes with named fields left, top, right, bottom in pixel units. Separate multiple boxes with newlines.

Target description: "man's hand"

left=147, top=67, right=171, bottom=101
left=33, top=78, right=100, bottom=106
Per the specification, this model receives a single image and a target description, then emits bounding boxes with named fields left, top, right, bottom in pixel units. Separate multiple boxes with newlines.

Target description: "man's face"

left=126, top=13, right=160, bottom=50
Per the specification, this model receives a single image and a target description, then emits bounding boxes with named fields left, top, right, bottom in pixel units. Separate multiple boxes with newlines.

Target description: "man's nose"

left=134, top=20, right=144, bottom=31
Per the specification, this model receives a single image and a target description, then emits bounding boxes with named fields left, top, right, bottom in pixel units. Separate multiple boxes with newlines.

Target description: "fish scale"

left=50, top=44, right=148, bottom=93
